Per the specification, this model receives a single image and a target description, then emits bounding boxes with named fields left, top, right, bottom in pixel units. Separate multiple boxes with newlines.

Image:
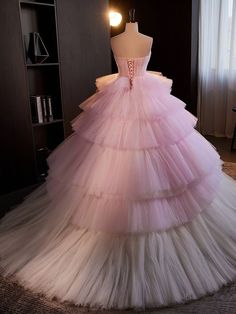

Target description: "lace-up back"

left=114, top=52, right=151, bottom=88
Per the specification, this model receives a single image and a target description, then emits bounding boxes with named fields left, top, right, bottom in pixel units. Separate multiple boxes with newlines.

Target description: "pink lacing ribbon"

left=127, top=59, right=135, bottom=89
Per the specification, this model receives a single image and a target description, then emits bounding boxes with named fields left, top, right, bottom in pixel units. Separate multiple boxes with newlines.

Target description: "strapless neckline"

left=113, top=51, right=152, bottom=60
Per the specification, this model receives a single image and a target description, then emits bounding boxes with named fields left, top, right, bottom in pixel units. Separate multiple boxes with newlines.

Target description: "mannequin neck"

left=125, top=22, right=139, bottom=33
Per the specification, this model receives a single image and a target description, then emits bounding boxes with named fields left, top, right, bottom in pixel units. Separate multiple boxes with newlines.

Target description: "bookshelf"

left=19, top=0, right=65, bottom=180
left=0, top=0, right=111, bottom=196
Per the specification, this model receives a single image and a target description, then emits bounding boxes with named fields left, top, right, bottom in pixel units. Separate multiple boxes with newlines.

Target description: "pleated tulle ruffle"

left=72, top=106, right=197, bottom=150
left=47, top=131, right=222, bottom=200
left=45, top=172, right=220, bottom=232
left=1, top=174, right=236, bottom=309
left=76, top=74, right=185, bottom=118
left=1, top=54, right=236, bottom=310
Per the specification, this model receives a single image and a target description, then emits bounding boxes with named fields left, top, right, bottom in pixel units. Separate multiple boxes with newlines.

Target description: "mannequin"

left=111, top=22, right=153, bottom=58
left=98, top=15, right=169, bottom=92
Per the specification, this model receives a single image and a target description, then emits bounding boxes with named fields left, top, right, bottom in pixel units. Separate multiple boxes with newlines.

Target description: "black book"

left=47, top=96, right=54, bottom=122
left=41, top=96, right=48, bottom=122
left=41, top=95, right=54, bottom=122
left=30, top=95, right=43, bottom=123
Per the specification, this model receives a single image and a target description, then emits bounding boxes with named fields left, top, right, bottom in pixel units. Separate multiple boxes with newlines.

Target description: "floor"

left=205, top=135, right=236, bottom=163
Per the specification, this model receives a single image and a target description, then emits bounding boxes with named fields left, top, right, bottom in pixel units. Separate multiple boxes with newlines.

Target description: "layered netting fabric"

left=1, top=52, right=236, bottom=310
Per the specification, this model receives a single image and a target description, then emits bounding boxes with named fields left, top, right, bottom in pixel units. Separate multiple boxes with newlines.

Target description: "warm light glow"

left=109, top=11, right=122, bottom=27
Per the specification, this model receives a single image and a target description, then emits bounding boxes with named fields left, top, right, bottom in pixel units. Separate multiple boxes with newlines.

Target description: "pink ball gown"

left=1, top=49, right=236, bottom=310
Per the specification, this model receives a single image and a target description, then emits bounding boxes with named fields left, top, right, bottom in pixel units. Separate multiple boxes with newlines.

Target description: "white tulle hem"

left=1, top=175, right=236, bottom=309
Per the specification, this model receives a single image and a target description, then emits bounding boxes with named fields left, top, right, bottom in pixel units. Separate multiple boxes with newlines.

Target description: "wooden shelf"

left=32, top=119, right=63, bottom=127
left=20, top=3, right=58, bottom=64
left=19, top=0, right=64, bottom=181
left=20, top=1, right=55, bottom=7
left=26, top=63, right=59, bottom=67
left=0, top=0, right=111, bottom=194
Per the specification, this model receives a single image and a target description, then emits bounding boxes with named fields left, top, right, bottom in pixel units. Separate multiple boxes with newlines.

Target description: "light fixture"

left=109, top=11, right=122, bottom=27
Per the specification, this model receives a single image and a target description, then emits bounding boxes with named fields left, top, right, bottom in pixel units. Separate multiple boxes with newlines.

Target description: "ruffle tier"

left=47, top=131, right=221, bottom=200
left=46, top=73, right=222, bottom=231
left=46, top=172, right=220, bottom=233
left=72, top=105, right=197, bottom=149
left=47, top=133, right=221, bottom=233
left=76, top=73, right=185, bottom=117
left=46, top=125, right=222, bottom=232
left=95, top=72, right=173, bottom=94
left=1, top=174, right=236, bottom=309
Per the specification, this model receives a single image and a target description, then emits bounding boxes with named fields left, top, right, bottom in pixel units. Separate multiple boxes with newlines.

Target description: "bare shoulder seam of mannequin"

left=111, top=33, right=153, bottom=42
left=110, top=35, right=153, bottom=50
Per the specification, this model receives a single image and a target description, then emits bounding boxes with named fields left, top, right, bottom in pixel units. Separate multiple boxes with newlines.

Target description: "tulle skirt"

left=1, top=73, right=236, bottom=309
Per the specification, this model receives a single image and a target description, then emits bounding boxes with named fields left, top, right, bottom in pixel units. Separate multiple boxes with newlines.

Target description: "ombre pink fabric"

left=46, top=53, right=222, bottom=233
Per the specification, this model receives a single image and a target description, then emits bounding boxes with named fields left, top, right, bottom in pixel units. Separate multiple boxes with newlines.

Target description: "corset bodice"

left=114, top=52, right=151, bottom=88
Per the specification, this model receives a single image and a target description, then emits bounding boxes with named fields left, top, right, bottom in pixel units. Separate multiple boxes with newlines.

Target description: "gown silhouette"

left=1, top=45, right=236, bottom=310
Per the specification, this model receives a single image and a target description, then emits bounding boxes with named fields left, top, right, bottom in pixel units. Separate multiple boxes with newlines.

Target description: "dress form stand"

left=111, top=10, right=153, bottom=58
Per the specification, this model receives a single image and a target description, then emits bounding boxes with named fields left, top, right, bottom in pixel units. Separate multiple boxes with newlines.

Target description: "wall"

left=56, top=0, right=111, bottom=136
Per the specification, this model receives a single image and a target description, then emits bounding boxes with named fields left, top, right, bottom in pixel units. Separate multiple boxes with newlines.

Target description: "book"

left=30, top=95, right=43, bottom=123
left=47, top=96, right=54, bottom=122
left=41, top=96, right=48, bottom=122
left=41, top=95, right=54, bottom=122
left=30, top=95, right=54, bottom=124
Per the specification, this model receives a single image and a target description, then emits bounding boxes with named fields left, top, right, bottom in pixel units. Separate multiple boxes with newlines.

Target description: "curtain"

left=198, top=0, right=236, bottom=137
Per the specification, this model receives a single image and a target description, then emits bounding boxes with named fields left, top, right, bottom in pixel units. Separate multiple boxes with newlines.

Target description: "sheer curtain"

left=198, top=0, right=236, bottom=137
